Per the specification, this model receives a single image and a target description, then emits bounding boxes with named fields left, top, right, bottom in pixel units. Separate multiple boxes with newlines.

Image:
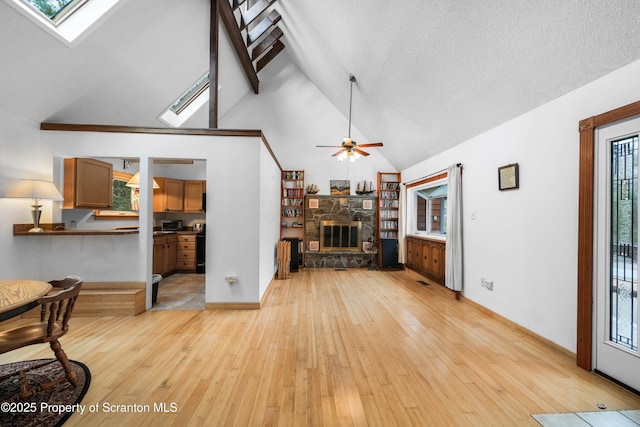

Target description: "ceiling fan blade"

left=316, top=145, right=344, bottom=148
left=354, top=148, right=370, bottom=156
left=331, top=149, right=346, bottom=157
left=357, top=142, right=384, bottom=148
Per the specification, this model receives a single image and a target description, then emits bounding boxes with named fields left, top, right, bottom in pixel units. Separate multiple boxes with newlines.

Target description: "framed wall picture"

left=363, top=199, right=373, bottom=210
left=330, top=180, right=350, bottom=195
left=308, top=198, right=319, bottom=209
left=498, top=163, right=519, bottom=191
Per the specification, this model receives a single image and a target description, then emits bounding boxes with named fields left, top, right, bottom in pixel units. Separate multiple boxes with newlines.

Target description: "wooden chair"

left=0, top=276, right=83, bottom=400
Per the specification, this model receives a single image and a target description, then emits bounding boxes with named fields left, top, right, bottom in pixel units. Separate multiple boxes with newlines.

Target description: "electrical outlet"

left=481, top=278, right=494, bottom=291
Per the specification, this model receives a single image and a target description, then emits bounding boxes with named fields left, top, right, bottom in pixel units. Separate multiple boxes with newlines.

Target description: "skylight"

left=159, top=73, right=216, bottom=128
left=22, top=0, right=88, bottom=25
left=5, top=0, right=124, bottom=44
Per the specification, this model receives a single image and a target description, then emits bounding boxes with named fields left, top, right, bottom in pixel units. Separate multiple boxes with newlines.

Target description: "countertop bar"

left=13, top=223, right=139, bottom=236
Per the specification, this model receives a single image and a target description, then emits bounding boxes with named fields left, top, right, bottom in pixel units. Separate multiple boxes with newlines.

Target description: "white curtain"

left=397, top=182, right=407, bottom=264
left=445, top=164, right=463, bottom=292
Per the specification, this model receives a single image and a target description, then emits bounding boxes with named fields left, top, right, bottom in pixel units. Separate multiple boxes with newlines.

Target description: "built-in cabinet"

left=280, top=170, right=304, bottom=269
left=153, top=234, right=178, bottom=275
left=153, top=177, right=184, bottom=212
left=175, top=234, right=197, bottom=271
left=183, top=180, right=206, bottom=212
left=153, top=232, right=198, bottom=275
left=63, top=158, right=113, bottom=209
left=377, top=172, right=401, bottom=269
left=154, top=178, right=206, bottom=213
left=406, top=236, right=446, bottom=285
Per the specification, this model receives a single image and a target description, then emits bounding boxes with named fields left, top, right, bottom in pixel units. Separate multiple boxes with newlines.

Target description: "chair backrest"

left=40, top=276, right=83, bottom=337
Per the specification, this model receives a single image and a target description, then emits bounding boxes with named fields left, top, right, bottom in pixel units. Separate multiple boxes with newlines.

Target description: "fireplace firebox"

left=320, top=220, right=362, bottom=252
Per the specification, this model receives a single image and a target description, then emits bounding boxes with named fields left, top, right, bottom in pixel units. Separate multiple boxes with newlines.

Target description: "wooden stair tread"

left=256, top=39, right=285, bottom=72
left=252, top=26, right=283, bottom=60
left=232, top=0, right=247, bottom=10
left=80, top=289, right=144, bottom=295
left=241, top=0, right=275, bottom=29
left=247, top=10, right=281, bottom=46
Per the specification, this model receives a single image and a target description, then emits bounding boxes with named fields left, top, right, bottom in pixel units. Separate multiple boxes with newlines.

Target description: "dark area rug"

left=0, top=359, right=90, bottom=427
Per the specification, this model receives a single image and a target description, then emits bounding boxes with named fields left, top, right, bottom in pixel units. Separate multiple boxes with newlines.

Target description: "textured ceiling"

left=0, top=1, right=639, bottom=170
left=278, top=0, right=640, bottom=169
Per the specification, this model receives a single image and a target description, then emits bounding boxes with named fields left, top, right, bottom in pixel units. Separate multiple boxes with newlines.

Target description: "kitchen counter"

left=13, top=223, right=139, bottom=236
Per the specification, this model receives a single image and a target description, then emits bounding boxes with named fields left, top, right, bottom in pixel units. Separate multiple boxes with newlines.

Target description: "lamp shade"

left=126, top=172, right=160, bottom=189
left=5, top=179, right=64, bottom=201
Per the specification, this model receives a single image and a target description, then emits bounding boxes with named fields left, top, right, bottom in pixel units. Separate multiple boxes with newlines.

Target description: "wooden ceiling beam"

left=219, top=0, right=259, bottom=94
left=209, top=0, right=220, bottom=128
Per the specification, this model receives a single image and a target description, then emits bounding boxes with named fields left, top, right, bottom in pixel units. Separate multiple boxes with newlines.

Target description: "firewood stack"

left=277, top=240, right=291, bottom=279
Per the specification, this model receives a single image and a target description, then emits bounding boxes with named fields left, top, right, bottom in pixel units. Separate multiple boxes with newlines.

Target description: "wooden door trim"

left=577, top=100, right=640, bottom=370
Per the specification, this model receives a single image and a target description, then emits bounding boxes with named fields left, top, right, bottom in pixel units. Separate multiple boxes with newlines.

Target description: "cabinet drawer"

left=178, top=241, right=195, bottom=251
left=178, top=235, right=196, bottom=242
left=177, top=250, right=196, bottom=259
left=177, top=259, right=196, bottom=269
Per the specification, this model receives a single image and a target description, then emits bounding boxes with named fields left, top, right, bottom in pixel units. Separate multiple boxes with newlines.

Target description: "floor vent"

left=418, top=280, right=430, bottom=286
left=335, top=268, right=348, bottom=272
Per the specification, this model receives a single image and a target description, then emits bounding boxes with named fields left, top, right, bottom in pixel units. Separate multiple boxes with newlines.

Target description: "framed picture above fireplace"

left=330, top=180, right=350, bottom=195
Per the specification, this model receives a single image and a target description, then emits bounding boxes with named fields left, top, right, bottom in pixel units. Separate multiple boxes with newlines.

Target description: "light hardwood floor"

left=1, top=268, right=639, bottom=426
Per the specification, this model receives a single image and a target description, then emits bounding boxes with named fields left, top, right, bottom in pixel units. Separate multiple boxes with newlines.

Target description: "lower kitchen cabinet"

left=153, top=234, right=177, bottom=275
left=406, top=236, right=446, bottom=285
left=175, top=233, right=197, bottom=272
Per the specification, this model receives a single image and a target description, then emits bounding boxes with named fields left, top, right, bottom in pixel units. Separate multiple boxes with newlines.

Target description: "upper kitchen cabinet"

left=183, top=180, right=206, bottom=212
left=153, top=177, right=184, bottom=212
left=63, top=158, right=113, bottom=209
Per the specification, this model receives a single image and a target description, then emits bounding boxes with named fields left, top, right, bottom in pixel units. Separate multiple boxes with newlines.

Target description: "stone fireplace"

left=305, top=195, right=377, bottom=268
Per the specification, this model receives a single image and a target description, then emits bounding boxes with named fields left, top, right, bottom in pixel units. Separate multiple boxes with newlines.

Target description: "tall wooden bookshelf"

left=377, top=172, right=401, bottom=269
left=280, top=170, right=304, bottom=270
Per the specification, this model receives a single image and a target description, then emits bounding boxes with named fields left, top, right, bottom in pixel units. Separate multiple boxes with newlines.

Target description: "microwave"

left=161, top=220, right=182, bottom=231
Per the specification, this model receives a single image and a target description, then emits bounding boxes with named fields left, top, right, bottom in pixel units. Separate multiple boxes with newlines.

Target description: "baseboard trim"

left=462, top=296, right=576, bottom=360
left=205, top=276, right=278, bottom=310
left=205, top=302, right=261, bottom=310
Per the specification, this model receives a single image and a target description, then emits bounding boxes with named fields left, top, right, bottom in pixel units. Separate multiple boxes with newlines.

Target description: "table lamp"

left=5, top=179, right=64, bottom=233
left=125, top=172, right=160, bottom=189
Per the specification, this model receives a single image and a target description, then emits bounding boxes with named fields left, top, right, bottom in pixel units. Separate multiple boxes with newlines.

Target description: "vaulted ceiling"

left=1, top=0, right=639, bottom=170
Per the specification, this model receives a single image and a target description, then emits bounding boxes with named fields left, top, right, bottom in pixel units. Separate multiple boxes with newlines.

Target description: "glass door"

left=594, top=116, right=640, bottom=391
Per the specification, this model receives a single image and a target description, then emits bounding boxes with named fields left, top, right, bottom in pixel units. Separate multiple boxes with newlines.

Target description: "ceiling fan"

left=316, top=75, right=383, bottom=162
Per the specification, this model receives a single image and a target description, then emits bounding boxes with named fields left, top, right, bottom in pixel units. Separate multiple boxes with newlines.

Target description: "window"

left=416, top=184, right=447, bottom=235
left=408, top=177, right=447, bottom=237
left=6, top=0, right=123, bottom=44
left=158, top=73, right=211, bottom=128
left=21, top=0, right=88, bottom=25
left=94, top=171, right=139, bottom=219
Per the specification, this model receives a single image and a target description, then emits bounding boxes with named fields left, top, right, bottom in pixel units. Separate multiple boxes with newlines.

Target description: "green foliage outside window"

left=112, top=180, right=132, bottom=211
left=25, top=0, right=75, bottom=19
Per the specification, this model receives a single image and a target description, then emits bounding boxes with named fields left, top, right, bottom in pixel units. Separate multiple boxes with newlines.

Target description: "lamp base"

left=28, top=227, right=46, bottom=233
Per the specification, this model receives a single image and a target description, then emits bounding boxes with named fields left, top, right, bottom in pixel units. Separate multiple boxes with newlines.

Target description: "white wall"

left=221, top=55, right=397, bottom=193
left=19, top=130, right=280, bottom=306
left=0, top=110, right=60, bottom=280
left=258, top=143, right=282, bottom=298
left=402, top=59, right=640, bottom=352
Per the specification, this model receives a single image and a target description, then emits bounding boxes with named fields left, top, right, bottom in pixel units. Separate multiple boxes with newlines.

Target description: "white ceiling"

left=1, top=0, right=639, bottom=170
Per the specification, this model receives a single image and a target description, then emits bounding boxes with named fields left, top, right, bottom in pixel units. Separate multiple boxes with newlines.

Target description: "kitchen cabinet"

left=153, top=177, right=184, bottom=212
left=406, top=236, right=446, bottom=285
left=175, top=233, right=197, bottom=272
left=63, top=158, right=113, bottom=209
left=153, top=234, right=178, bottom=275
left=183, top=180, right=205, bottom=212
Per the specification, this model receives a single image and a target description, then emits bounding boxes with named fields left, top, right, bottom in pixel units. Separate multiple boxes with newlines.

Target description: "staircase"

left=221, top=0, right=285, bottom=92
